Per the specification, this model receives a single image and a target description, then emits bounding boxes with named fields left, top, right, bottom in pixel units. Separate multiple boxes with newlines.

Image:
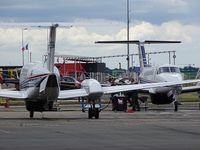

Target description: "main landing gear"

left=173, top=93, right=181, bottom=112
left=26, top=100, right=55, bottom=118
left=174, top=101, right=181, bottom=112
left=88, top=108, right=99, bottom=119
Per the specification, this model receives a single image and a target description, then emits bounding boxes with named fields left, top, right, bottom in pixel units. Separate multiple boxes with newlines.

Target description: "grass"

left=177, top=92, right=200, bottom=102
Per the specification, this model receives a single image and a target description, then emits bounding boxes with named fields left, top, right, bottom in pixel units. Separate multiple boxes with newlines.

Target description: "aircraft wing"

left=178, top=79, right=200, bottom=85
left=0, top=89, right=28, bottom=99
left=58, top=88, right=88, bottom=99
left=58, top=79, right=200, bottom=99
left=103, top=79, right=200, bottom=94
left=181, top=85, right=200, bottom=93
left=58, top=82, right=172, bottom=99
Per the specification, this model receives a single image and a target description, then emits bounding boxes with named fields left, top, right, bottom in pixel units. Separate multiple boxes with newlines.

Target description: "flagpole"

left=21, top=29, right=24, bottom=66
left=25, top=44, right=30, bottom=62
left=21, top=28, right=28, bottom=65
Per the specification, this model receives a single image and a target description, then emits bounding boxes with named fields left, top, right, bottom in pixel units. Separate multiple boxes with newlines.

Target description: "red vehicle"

left=60, top=76, right=81, bottom=90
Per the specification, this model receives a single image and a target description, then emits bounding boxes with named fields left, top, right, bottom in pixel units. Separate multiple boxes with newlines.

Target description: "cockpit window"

left=158, top=67, right=170, bottom=74
left=170, top=67, right=180, bottom=73
left=158, top=67, right=180, bottom=74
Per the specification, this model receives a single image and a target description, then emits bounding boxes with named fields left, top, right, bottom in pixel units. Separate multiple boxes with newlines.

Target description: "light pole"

left=21, top=28, right=27, bottom=66
left=127, top=0, right=130, bottom=72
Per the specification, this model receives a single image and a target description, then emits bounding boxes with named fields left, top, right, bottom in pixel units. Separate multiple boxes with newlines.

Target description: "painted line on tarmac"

left=0, top=129, right=10, bottom=134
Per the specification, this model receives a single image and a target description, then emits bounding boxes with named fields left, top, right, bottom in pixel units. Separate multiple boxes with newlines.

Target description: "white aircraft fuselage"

left=20, top=63, right=59, bottom=100
left=19, top=62, right=104, bottom=113
left=139, top=64, right=183, bottom=104
left=19, top=62, right=60, bottom=112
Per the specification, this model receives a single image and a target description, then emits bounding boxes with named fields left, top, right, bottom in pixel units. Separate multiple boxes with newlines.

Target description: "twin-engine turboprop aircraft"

left=95, top=40, right=200, bottom=111
left=0, top=25, right=200, bottom=119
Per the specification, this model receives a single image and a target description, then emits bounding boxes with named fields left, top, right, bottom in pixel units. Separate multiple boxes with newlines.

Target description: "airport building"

left=55, top=62, right=106, bottom=82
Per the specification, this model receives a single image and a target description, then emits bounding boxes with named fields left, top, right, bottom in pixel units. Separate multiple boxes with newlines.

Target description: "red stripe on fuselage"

left=28, top=73, right=50, bottom=79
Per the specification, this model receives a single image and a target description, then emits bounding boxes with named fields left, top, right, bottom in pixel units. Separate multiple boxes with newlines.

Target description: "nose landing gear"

left=81, top=98, right=101, bottom=119
left=88, top=108, right=99, bottom=119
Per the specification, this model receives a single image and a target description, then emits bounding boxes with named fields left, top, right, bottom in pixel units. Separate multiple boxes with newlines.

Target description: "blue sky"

left=0, top=0, right=200, bottom=68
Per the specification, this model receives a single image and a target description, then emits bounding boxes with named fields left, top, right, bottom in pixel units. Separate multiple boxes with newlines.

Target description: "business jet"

left=95, top=40, right=200, bottom=111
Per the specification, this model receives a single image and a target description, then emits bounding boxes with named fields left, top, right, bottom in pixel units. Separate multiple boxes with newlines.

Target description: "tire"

left=88, top=108, right=93, bottom=119
left=30, top=111, right=34, bottom=118
left=94, top=108, right=99, bottom=119
left=174, top=101, right=178, bottom=112
left=48, top=101, right=54, bottom=111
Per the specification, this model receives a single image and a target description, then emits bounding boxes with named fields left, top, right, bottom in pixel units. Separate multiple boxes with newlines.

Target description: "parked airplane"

left=0, top=26, right=200, bottom=119
left=95, top=40, right=200, bottom=111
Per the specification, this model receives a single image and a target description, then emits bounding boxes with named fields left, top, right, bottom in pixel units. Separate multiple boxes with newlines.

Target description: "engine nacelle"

left=81, top=79, right=103, bottom=100
left=150, top=93, right=174, bottom=104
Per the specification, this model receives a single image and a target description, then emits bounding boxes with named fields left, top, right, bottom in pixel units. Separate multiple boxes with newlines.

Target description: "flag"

left=25, top=44, right=28, bottom=50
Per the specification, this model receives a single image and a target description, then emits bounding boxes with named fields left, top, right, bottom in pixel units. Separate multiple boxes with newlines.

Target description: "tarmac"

left=0, top=103, right=200, bottom=150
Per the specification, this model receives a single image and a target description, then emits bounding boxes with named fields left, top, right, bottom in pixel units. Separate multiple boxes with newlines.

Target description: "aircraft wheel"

left=88, top=108, right=93, bottom=119
left=30, top=111, right=34, bottom=118
left=94, top=108, right=99, bottom=119
left=174, top=101, right=178, bottom=112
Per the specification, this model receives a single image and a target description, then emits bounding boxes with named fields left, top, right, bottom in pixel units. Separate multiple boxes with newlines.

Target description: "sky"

left=0, top=0, right=200, bottom=69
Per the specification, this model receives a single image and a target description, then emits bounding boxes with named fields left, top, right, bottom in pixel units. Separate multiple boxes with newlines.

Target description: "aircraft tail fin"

left=141, top=45, right=148, bottom=67
left=95, top=40, right=181, bottom=71
left=46, top=24, right=58, bottom=73
left=138, top=44, right=148, bottom=71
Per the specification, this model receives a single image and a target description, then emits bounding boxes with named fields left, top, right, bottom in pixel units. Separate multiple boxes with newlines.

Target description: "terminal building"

left=0, top=54, right=108, bottom=83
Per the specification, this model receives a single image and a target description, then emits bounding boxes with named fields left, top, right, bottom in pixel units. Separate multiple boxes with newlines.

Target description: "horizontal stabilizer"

left=95, top=40, right=181, bottom=44
left=144, top=40, right=181, bottom=44
left=95, top=40, right=140, bottom=44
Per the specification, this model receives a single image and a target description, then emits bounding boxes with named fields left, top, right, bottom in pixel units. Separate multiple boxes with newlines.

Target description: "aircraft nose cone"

left=165, top=74, right=183, bottom=82
left=159, top=74, right=183, bottom=82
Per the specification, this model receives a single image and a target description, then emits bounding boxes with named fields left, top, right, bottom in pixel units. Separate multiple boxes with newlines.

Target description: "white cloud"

left=152, top=0, right=189, bottom=14
left=0, top=20, right=200, bottom=68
